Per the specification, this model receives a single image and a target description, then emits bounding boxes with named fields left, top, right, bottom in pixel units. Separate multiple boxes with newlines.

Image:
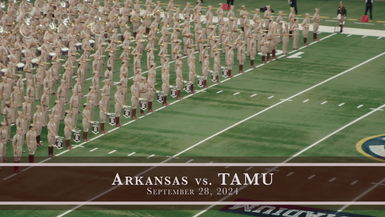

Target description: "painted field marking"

left=329, top=177, right=337, bottom=183
left=216, top=90, right=223, bottom=94
left=89, top=148, right=98, bottom=152
left=357, top=104, right=364, bottom=108
left=108, top=150, right=116, bottom=155
left=378, top=37, right=383, bottom=40
left=370, top=107, right=384, bottom=111
left=250, top=93, right=257, bottom=97
left=321, top=101, right=328, bottom=105
left=147, top=154, right=155, bottom=159
left=347, top=34, right=352, bottom=37
left=362, top=35, right=368, bottom=38
left=303, top=99, right=310, bottom=103
left=354, top=22, right=375, bottom=25
left=337, top=177, right=385, bottom=212
left=286, top=171, right=295, bottom=176
left=127, top=152, right=136, bottom=156
left=186, top=159, right=194, bottom=163
left=308, top=174, right=316, bottom=180
left=280, top=98, right=293, bottom=102
left=351, top=180, right=359, bottom=185
left=287, top=51, right=304, bottom=59
left=245, top=166, right=253, bottom=171
left=371, top=182, right=385, bottom=187
left=233, top=92, right=240, bottom=96
left=338, top=102, right=345, bottom=107
left=268, top=95, right=275, bottom=99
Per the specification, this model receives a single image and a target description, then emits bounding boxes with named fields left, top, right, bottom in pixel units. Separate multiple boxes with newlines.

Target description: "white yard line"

left=89, top=148, right=98, bottom=152
left=250, top=93, right=257, bottom=97
left=268, top=95, right=275, bottom=99
left=357, top=104, right=364, bottom=109
left=337, top=177, right=385, bottom=213
left=233, top=92, right=240, bottom=96
left=127, top=152, right=136, bottom=156
left=146, top=154, right=155, bottom=159
left=303, top=99, right=309, bottom=103
left=321, top=101, right=328, bottom=105
left=307, top=174, right=316, bottom=180
left=108, top=150, right=116, bottom=155
left=216, top=90, right=223, bottom=94
left=338, top=102, right=345, bottom=107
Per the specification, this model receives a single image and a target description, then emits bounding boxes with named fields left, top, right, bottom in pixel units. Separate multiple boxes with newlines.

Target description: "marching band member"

left=313, top=8, right=320, bottom=41
left=26, top=124, right=38, bottom=163
left=64, top=110, right=75, bottom=150
left=302, top=13, right=311, bottom=45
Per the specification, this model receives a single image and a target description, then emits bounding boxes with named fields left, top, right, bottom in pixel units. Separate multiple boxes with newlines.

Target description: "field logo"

left=222, top=204, right=373, bottom=217
left=357, top=134, right=385, bottom=162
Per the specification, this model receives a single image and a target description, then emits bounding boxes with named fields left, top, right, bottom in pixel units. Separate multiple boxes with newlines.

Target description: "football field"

left=2, top=31, right=385, bottom=217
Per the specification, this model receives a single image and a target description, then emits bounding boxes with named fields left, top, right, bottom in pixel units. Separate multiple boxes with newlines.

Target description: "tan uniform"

left=64, top=112, right=74, bottom=150
left=82, top=106, right=91, bottom=139
left=0, top=125, right=8, bottom=163
left=161, top=58, right=170, bottom=106
left=47, top=115, right=57, bottom=157
left=282, top=24, right=290, bottom=55
left=114, top=87, right=124, bottom=126
left=292, top=21, right=299, bottom=50
left=313, top=9, right=320, bottom=40
left=26, top=127, right=37, bottom=162
left=147, top=65, right=156, bottom=112
left=12, top=132, right=24, bottom=162
left=187, top=49, right=196, bottom=93
left=130, top=82, right=139, bottom=120
left=99, top=94, right=109, bottom=133
left=175, top=56, right=184, bottom=99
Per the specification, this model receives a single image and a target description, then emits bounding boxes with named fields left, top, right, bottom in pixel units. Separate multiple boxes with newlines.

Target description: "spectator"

left=227, top=0, right=234, bottom=6
left=288, top=0, right=298, bottom=14
left=337, top=1, right=347, bottom=33
left=365, top=0, right=373, bottom=20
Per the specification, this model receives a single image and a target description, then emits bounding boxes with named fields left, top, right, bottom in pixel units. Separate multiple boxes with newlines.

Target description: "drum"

left=139, top=98, right=148, bottom=110
left=107, top=113, right=116, bottom=126
left=89, top=39, right=95, bottom=48
left=48, top=52, right=56, bottom=61
left=170, top=86, right=177, bottom=98
left=211, top=72, right=219, bottom=83
left=197, top=76, right=204, bottom=88
left=91, top=121, right=99, bottom=134
left=183, top=81, right=192, bottom=94
left=61, top=47, right=69, bottom=56
left=72, top=128, right=81, bottom=143
left=31, top=58, right=39, bottom=67
left=16, top=63, right=25, bottom=72
left=156, top=91, right=163, bottom=103
left=75, top=42, right=82, bottom=51
left=55, top=136, right=64, bottom=149
left=0, top=68, right=7, bottom=76
left=123, top=105, right=131, bottom=118
left=221, top=66, right=228, bottom=78
left=36, top=47, right=42, bottom=56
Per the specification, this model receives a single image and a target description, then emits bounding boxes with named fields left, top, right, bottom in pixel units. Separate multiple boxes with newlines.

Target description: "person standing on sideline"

left=364, top=0, right=373, bottom=20
left=288, top=0, right=298, bottom=14
left=337, top=1, right=347, bottom=33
